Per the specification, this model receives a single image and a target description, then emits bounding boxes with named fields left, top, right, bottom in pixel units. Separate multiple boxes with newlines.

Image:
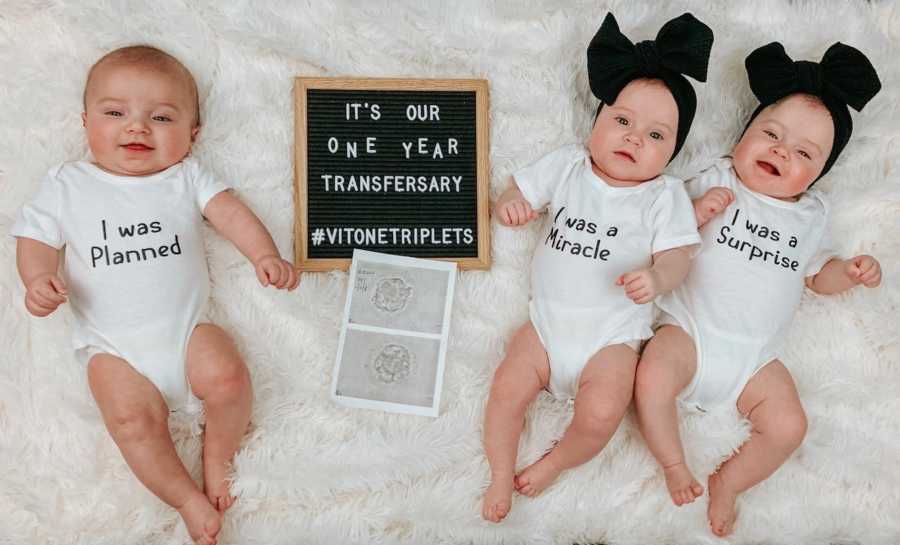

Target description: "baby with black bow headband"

left=481, top=13, right=712, bottom=523
left=635, top=42, right=882, bottom=536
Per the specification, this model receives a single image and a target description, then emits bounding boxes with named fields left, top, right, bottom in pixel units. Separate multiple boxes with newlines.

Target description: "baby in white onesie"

left=633, top=42, right=882, bottom=537
left=481, top=12, right=712, bottom=523
left=13, top=46, right=298, bottom=545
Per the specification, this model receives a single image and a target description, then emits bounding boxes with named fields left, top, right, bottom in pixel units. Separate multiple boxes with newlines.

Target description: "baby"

left=481, top=13, right=712, bottom=523
left=634, top=42, right=882, bottom=536
left=12, top=46, right=298, bottom=545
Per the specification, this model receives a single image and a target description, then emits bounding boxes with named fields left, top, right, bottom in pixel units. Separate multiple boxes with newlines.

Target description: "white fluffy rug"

left=2, top=1, right=899, bottom=544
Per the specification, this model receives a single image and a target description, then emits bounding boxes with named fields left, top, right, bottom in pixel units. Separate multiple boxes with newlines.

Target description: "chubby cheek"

left=641, top=148, right=670, bottom=175
left=159, top=131, right=194, bottom=160
left=588, top=136, right=610, bottom=167
left=731, top=134, right=752, bottom=162
left=731, top=137, right=759, bottom=180
left=588, top=122, right=606, bottom=153
left=85, top=123, right=116, bottom=154
left=786, top=166, right=817, bottom=194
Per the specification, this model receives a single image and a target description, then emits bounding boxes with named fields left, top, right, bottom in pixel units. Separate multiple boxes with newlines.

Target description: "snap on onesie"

left=515, top=145, right=701, bottom=399
left=657, top=158, right=835, bottom=411
left=12, top=158, right=229, bottom=411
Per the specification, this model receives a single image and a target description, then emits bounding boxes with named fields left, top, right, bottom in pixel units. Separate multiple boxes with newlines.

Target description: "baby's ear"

left=191, top=125, right=200, bottom=143
left=81, top=112, right=86, bottom=127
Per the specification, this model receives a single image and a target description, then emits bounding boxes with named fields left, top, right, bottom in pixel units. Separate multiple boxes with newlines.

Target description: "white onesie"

left=657, top=158, right=836, bottom=411
left=12, top=158, right=229, bottom=411
left=514, top=144, right=701, bottom=399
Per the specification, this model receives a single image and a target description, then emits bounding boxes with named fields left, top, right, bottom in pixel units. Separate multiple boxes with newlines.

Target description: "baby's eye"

left=797, top=149, right=811, bottom=159
left=152, top=115, right=172, bottom=122
left=763, top=129, right=778, bottom=140
left=104, top=111, right=123, bottom=117
left=615, top=116, right=629, bottom=126
left=649, top=131, right=663, bottom=140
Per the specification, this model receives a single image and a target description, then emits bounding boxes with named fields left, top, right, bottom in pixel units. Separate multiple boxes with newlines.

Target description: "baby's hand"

left=695, top=187, right=735, bottom=224
left=495, top=192, right=537, bottom=227
left=617, top=268, right=661, bottom=305
left=24, top=273, right=68, bottom=317
left=254, top=255, right=300, bottom=291
left=845, top=255, right=881, bottom=288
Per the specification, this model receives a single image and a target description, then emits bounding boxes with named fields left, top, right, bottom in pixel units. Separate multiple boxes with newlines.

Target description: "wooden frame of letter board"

left=293, top=77, right=491, bottom=271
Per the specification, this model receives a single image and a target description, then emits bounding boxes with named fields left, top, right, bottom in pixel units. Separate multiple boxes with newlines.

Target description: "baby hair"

left=83, top=45, right=200, bottom=126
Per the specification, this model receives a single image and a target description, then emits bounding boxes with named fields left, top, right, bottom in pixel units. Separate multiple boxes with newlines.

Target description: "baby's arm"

left=618, top=246, right=692, bottom=305
left=805, top=255, right=881, bottom=295
left=693, top=187, right=734, bottom=227
left=16, top=237, right=68, bottom=317
left=494, top=176, right=538, bottom=227
left=204, top=192, right=299, bottom=291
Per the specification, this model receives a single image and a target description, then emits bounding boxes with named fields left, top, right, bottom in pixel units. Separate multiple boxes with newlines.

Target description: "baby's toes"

left=715, top=515, right=735, bottom=537
left=513, top=475, right=526, bottom=492
left=711, top=522, right=725, bottom=537
left=671, top=489, right=684, bottom=506
left=482, top=502, right=494, bottom=522
left=724, top=519, right=735, bottom=536
left=710, top=517, right=729, bottom=537
left=690, top=482, right=704, bottom=498
left=487, top=501, right=510, bottom=522
left=514, top=477, right=530, bottom=496
left=681, top=489, right=696, bottom=505
left=514, top=480, right=528, bottom=495
left=221, top=495, right=235, bottom=512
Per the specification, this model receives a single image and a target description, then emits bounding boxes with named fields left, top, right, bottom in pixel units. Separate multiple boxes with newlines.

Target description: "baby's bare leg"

left=186, top=324, right=252, bottom=514
left=87, top=355, right=220, bottom=545
left=515, top=343, right=637, bottom=497
left=633, top=325, right=703, bottom=506
left=707, top=360, right=806, bottom=537
left=481, top=321, right=550, bottom=523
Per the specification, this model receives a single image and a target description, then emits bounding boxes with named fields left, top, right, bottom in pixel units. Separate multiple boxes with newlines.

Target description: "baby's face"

left=82, top=64, right=199, bottom=177
left=588, top=78, right=678, bottom=185
left=732, top=94, right=834, bottom=200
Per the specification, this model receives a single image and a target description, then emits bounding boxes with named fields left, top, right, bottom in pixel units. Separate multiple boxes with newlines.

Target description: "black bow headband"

left=587, top=12, right=714, bottom=159
left=745, top=42, right=881, bottom=181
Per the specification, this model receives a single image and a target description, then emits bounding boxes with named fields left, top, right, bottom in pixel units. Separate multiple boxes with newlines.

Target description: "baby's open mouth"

left=122, top=143, right=154, bottom=151
left=614, top=150, right=636, bottom=163
left=757, top=160, right=780, bottom=176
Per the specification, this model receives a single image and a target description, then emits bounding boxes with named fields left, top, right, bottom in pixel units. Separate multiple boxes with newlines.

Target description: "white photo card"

left=331, top=249, right=456, bottom=417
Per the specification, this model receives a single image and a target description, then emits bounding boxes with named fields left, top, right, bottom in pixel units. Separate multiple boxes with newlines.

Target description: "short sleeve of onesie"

left=683, top=158, right=734, bottom=200
left=513, top=144, right=583, bottom=210
left=648, top=179, right=702, bottom=255
left=183, top=158, right=231, bottom=214
left=805, top=196, right=838, bottom=276
left=11, top=165, right=65, bottom=249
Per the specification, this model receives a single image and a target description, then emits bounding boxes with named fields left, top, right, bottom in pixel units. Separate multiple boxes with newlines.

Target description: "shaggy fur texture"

left=1, top=1, right=898, bottom=544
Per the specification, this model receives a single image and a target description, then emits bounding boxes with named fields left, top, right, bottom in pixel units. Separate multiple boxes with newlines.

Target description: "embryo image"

left=349, top=260, right=450, bottom=334
left=369, top=343, right=414, bottom=383
left=336, top=329, right=439, bottom=408
left=372, top=276, right=414, bottom=314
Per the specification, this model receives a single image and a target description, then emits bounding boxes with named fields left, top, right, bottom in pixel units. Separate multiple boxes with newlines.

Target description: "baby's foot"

left=482, top=473, right=514, bottom=523
left=514, top=454, right=562, bottom=497
left=177, top=493, right=222, bottom=545
left=707, top=472, right=738, bottom=537
left=663, top=461, right=704, bottom=506
left=203, top=455, right=236, bottom=513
